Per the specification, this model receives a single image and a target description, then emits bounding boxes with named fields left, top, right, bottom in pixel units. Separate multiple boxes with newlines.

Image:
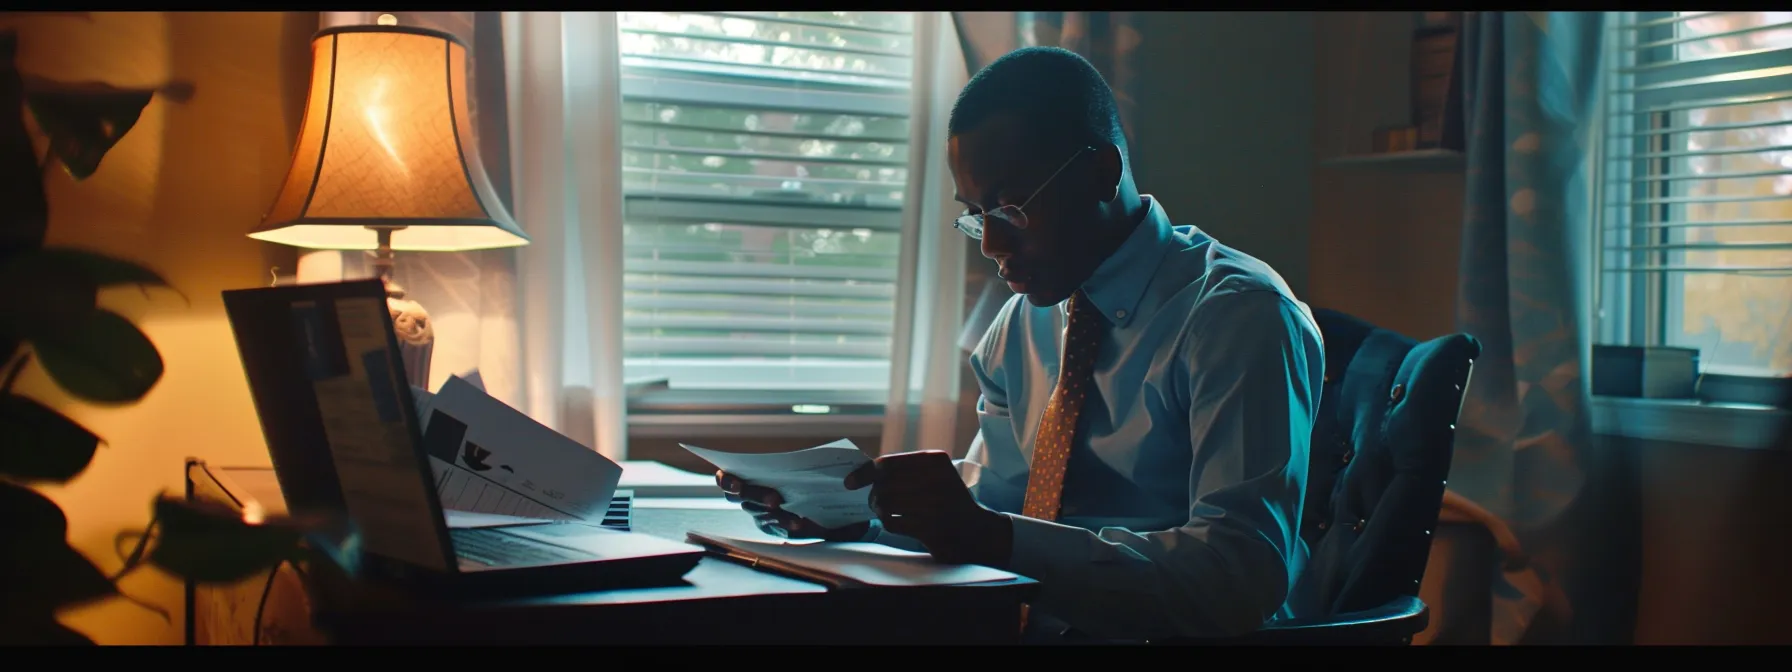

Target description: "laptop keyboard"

left=446, top=492, right=634, bottom=567
left=451, top=527, right=593, bottom=567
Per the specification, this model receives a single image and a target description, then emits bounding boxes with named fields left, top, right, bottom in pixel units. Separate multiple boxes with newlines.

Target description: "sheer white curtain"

left=502, top=11, right=628, bottom=460
left=881, top=12, right=973, bottom=456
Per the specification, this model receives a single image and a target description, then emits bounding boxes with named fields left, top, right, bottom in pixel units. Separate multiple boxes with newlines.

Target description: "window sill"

left=628, top=412, right=884, bottom=439
left=1590, top=395, right=1788, bottom=451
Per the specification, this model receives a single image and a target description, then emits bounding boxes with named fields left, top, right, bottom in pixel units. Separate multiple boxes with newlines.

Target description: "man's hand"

left=716, top=471, right=871, bottom=541
left=844, top=450, right=1013, bottom=568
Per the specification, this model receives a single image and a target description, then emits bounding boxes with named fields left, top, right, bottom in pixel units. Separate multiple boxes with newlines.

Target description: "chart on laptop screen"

left=291, top=296, right=450, bottom=572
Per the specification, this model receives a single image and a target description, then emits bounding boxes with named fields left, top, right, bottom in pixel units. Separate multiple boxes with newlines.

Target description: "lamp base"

left=385, top=280, right=434, bottom=389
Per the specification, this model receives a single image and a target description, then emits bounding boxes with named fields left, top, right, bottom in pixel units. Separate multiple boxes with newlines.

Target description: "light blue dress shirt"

left=867, top=195, right=1325, bottom=640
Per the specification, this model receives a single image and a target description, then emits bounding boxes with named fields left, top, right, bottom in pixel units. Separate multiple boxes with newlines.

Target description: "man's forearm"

left=1005, top=516, right=1289, bottom=640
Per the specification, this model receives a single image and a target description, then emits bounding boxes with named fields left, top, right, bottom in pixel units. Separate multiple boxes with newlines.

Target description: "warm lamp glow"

left=255, top=25, right=527, bottom=253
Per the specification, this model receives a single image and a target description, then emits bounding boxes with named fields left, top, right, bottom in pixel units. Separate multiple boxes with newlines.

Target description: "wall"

left=1131, top=11, right=1317, bottom=299
left=1625, top=435, right=1791, bottom=644
left=1309, top=11, right=1464, bottom=339
left=10, top=11, right=314, bottom=644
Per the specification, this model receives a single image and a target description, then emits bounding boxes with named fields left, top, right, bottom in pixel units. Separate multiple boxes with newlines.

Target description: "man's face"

left=948, top=116, right=1106, bottom=307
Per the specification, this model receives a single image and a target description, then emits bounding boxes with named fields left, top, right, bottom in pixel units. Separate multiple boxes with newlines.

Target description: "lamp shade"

left=255, top=25, right=528, bottom=252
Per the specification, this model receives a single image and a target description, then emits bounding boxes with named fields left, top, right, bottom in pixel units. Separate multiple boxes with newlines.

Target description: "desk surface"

left=193, top=463, right=1034, bottom=644
left=213, top=466, right=833, bottom=605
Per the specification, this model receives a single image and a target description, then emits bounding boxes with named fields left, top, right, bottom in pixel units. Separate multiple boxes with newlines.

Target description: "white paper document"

left=687, top=532, right=1020, bottom=588
left=443, top=509, right=560, bottom=529
left=409, top=368, right=481, bottom=433
left=619, top=460, right=724, bottom=498
left=422, top=374, right=623, bottom=523
left=679, top=439, right=873, bottom=529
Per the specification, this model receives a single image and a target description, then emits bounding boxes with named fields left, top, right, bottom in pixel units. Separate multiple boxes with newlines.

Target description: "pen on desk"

left=713, top=549, right=855, bottom=589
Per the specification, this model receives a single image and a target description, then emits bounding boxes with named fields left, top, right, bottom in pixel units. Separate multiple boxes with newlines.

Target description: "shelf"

left=1320, top=149, right=1466, bottom=173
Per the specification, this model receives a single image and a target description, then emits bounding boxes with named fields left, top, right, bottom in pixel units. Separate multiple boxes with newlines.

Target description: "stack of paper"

left=679, top=439, right=874, bottom=529
left=619, top=460, right=723, bottom=498
left=687, top=532, right=1020, bottom=588
left=411, top=372, right=623, bottom=524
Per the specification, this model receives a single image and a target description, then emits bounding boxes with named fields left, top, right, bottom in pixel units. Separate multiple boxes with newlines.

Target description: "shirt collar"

left=1075, top=195, right=1175, bottom=329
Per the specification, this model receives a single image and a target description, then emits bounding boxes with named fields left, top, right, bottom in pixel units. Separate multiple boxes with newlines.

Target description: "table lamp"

left=254, top=17, right=528, bottom=387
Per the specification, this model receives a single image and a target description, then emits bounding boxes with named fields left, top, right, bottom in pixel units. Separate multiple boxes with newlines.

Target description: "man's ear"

left=1093, top=142, right=1124, bottom=202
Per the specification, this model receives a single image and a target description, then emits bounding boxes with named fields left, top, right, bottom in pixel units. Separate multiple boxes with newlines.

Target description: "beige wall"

left=11, top=11, right=314, bottom=644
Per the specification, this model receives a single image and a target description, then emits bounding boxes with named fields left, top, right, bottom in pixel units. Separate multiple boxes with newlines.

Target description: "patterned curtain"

left=1445, top=11, right=1634, bottom=644
left=948, top=12, right=1143, bottom=351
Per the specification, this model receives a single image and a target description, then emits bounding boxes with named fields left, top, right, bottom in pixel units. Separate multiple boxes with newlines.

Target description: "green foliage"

left=0, top=27, right=350, bottom=645
left=0, top=388, right=100, bottom=481
left=145, top=496, right=307, bottom=583
left=31, top=309, right=164, bottom=403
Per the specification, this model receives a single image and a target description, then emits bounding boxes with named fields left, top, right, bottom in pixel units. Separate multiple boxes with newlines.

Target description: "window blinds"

left=1601, top=11, right=1792, bottom=279
left=615, top=12, right=917, bottom=395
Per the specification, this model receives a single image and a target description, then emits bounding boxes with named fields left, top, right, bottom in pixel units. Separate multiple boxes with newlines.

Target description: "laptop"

left=222, top=279, right=704, bottom=597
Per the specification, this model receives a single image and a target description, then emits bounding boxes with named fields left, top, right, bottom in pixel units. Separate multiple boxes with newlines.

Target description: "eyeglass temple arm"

left=1017, top=146, right=1097, bottom=210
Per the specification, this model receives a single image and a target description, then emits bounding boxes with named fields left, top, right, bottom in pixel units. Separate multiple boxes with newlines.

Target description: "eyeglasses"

left=953, top=146, right=1093, bottom=240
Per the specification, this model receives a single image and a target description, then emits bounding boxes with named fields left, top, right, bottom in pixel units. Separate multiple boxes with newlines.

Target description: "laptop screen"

left=224, top=280, right=453, bottom=574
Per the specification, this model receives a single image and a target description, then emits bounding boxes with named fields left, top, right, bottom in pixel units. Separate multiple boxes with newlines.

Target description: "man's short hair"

left=947, top=46, right=1125, bottom=153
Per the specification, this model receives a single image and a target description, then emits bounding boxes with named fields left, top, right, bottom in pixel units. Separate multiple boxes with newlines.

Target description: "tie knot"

left=1068, top=290, right=1105, bottom=330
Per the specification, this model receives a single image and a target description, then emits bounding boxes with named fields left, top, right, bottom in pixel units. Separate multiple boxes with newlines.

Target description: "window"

left=1599, top=12, right=1792, bottom=391
left=614, top=12, right=918, bottom=409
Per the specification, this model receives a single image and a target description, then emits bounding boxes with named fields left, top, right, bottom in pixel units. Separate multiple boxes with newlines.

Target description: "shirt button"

left=1115, top=309, right=1127, bottom=319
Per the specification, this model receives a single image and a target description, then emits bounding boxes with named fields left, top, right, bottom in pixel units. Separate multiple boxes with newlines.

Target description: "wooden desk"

left=185, top=461, right=1037, bottom=645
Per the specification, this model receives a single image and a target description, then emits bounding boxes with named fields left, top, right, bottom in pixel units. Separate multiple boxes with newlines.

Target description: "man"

left=717, top=46, right=1325, bottom=642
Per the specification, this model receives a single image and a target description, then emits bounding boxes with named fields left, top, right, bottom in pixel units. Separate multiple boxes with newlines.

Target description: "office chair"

left=1155, top=308, right=1481, bottom=646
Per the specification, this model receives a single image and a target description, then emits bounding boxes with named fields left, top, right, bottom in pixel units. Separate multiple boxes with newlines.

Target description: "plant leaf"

left=0, top=31, right=48, bottom=258
left=22, top=77, right=156, bottom=181
left=0, top=481, right=117, bottom=613
left=0, top=249, right=98, bottom=341
left=0, top=393, right=100, bottom=482
left=32, top=309, right=162, bottom=404
left=147, top=496, right=305, bottom=584
left=34, top=247, right=170, bottom=290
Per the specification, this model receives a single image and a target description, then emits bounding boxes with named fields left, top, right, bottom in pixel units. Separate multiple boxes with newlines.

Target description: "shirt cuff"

left=860, top=517, right=885, bottom=543
left=1005, top=513, right=1092, bottom=582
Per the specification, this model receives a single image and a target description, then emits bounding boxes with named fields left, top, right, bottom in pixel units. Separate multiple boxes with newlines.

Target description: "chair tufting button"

left=1349, top=519, right=1365, bottom=533
left=1340, top=450, right=1354, bottom=465
left=1389, top=383, right=1405, bottom=403
left=1317, top=520, right=1329, bottom=531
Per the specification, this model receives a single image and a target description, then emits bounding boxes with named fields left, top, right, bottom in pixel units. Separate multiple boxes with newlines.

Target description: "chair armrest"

left=1148, top=596, right=1429, bottom=646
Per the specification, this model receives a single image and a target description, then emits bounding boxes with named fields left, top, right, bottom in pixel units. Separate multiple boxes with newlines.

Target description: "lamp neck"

left=367, top=225, right=407, bottom=298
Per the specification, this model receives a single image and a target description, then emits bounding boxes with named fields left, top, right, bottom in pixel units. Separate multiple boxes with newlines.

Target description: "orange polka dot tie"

left=1018, top=290, right=1103, bottom=636
left=1022, top=289, right=1103, bottom=522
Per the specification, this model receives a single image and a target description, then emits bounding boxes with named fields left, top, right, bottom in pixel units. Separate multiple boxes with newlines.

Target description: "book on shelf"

left=1411, top=13, right=1465, bottom=151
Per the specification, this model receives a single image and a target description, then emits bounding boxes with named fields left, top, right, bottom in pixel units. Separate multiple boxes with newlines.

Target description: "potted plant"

left=0, top=22, right=356, bottom=645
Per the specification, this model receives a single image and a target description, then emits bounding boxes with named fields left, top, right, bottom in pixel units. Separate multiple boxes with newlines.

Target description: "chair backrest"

left=1285, top=309, right=1480, bottom=617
